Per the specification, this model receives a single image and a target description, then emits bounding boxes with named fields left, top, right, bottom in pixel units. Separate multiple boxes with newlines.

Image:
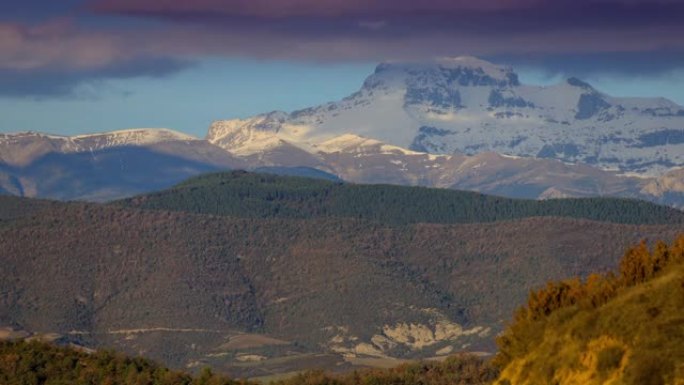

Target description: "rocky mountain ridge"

left=1, top=57, right=683, bottom=205
left=208, top=56, right=684, bottom=176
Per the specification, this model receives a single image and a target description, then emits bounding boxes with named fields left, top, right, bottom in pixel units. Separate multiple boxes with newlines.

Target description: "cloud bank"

left=2, top=0, right=684, bottom=96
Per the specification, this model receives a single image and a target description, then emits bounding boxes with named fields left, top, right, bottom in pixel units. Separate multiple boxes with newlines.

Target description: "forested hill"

left=0, top=340, right=240, bottom=385
left=3, top=238, right=682, bottom=384
left=118, top=171, right=684, bottom=225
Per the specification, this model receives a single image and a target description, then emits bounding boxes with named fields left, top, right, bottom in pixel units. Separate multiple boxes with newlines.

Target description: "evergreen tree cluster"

left=118, top=171, right=684, bottom=226
left=0, top=340, right=245, bottom=385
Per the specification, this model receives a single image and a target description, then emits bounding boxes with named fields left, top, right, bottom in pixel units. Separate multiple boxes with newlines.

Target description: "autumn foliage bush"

left=495, top=234, right=684, bottom=369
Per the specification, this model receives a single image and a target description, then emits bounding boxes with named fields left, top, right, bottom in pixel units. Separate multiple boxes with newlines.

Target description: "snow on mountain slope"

left=0, top=129, right=248, bottom=201
left=209, top=56, right=684, bottom=176
left=0, top=127, right=676, bottom=205
left=315, top=133, right=434, bottom=157
left=73, top=128, right=197, bottom=148
left=0, top=132, right=78, bottom=167
left=313, top=135, right=646, bottom=199
left=0, top=129, right=200, bottom=166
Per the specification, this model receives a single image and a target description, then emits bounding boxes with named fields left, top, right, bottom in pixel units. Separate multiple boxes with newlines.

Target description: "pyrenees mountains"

left=1, top=57, right=683, bottom=205
left=208, top=56, right=684, bottom=176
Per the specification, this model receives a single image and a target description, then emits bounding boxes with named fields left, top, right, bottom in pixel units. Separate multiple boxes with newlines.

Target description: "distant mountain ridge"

left=0, top=131, right=245, bottom=201
left=1, top=57, right=684, bottom=205
left=0, top=129, right=196, bottom=166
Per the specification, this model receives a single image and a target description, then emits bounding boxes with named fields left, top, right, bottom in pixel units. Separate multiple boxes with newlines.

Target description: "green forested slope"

left=118, top=171, right=684, bottom=225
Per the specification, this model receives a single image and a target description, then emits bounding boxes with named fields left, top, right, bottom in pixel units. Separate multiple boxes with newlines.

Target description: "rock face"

left=208, top=56, right=684, bottom=176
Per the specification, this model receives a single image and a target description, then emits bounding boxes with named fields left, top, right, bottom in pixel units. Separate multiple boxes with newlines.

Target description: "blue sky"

left=0, top=59, right=376, bottom=137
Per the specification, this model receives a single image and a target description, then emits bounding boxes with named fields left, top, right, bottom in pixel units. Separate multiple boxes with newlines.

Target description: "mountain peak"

left=375, top=56, right=509, bottom=73
left=73, top=128, right=196, bottom=142
left=367, top=56, right=520, bottom=91
left=0, top=131, right=71, bottom=141
left=0, top=128, right=197, bottom=150
left=566, top=77, right=594, bottom=90
left=435, top=56, right=512, bottom=76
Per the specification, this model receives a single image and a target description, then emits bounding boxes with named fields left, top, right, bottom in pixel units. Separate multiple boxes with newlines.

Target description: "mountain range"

left=1, top=57, right=683, bottom=206
left=209, top=57, right=684, bottom=176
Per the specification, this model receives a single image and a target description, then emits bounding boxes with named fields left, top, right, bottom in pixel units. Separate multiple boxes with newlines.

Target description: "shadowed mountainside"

left=0, top=144, right=244, bottom=202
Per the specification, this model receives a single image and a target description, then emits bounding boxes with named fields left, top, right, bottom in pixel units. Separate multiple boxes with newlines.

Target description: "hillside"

left=119, top=171, right=684, bottom=226
left=2, top=239, right=682, bottom=384
left=1, top=183, right=683, bottom=377
left=494, top=237, right=684, bottom=385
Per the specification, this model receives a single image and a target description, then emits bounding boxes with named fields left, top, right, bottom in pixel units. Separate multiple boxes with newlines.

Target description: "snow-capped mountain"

left=1, top=127, right=656, bottom=204
left=0, top=128, right=198, bottom=166
left=0, top=129, right=245, bottom=201
left=72, top=128, right=197, bottom=149
left=208, top=56, right=684, bottom=176
left=2, top=57, right=684, bottom=205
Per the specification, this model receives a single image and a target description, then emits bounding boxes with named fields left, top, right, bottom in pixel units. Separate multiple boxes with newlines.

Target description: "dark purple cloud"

left=89, top=0, right=684, bottom=31
left=88, top=0, right=683, bottom=19
left=0, top=0, right=86, bottom=21
left=0, top=18, right=195, bottom=97
left=0, top=57, right=191, bottom=98
left=2, top=0, right=684, bottom=97
left=86, top=0, right=684, bottom=70
left=90, top=0, right=542, bottom=18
